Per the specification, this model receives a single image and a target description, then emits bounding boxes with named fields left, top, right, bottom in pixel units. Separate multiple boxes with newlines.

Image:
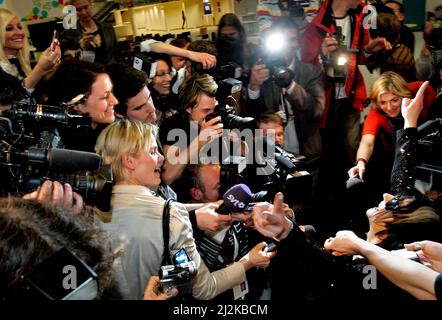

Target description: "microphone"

left=346, top=175, right=364, bottom=190
left=2, top=147, right=102, bottom=172
left=217, top=183, right=254, bottom=214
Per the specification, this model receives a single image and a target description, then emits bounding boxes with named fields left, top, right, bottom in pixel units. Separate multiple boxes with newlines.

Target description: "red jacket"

left=301, top=0, right=369, bottom=128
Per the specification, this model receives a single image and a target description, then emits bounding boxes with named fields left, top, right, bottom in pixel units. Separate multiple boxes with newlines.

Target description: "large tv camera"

left=323, top=26, right=359, bottom=83
left=0, top=102, right=113, bottom=211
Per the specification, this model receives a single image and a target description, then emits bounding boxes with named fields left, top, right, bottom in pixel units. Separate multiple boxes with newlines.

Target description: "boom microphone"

left=2, top=147, right=102, bottom=172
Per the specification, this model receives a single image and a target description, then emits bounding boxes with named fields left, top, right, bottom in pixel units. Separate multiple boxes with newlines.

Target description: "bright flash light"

left=265, top=33, right=285, bottom=52
left=337, top=55, right=348, bottom=66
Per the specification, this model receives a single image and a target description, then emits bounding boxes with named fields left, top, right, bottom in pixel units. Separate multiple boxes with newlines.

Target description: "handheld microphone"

left=217, top=183, right=254, bottom=214
left=2, top=147, right=102, bottom=172
left=346, top=175, right=364, bottom=190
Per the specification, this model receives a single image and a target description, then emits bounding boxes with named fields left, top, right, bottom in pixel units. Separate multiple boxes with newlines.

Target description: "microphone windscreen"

left=346, top=176, right=364, bottom=190
left=47, top=149, right=102, bottom=172
left=222, top=183, right=253, bottom=212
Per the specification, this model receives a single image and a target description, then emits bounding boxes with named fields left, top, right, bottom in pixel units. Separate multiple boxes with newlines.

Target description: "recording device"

left=159, top=249, right=197, bottom=297
left=264, top=242, right=277, bottom=253
left=133, top=52, right=157, bottom=79
left=346, top=174, right=364, bottom=190
left=4, top=101, right=91, bottom=129
left=216, top=183, right=269, bottom=215
left=259, top=32, right=293, bottom=87
left=323, top=26, right=359, bottom=83
left=0, top=106, right=112, bottom=211
left=50, top=30, right=59, bottom=52
left=205, top=78, right=256, bottom=131
left=18, top=248, right=98, bottom=300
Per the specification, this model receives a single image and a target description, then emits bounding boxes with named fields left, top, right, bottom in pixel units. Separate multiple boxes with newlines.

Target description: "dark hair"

left=0, top=197, right=121, bottom=299
left=170, top=38, right=189, bottom=49
left=107, top=63, right=148, bottom=116
left=46, top=58, right=106, bottom=106
left=187, top=40, right=217, bottom=56
left=217, top=13, right=246, bottom=43
left=374, top=13, right=402, bottom=45
left=149, top=53, right=173, bottom=70
left=385, top=1, right=405, bottom=14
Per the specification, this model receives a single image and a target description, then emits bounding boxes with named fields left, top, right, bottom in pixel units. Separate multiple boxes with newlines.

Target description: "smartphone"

left=51, top=30, right=59, bottom=51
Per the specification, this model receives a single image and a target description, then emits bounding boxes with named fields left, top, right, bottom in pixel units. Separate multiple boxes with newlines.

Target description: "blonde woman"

left=0, top=8, right=61, bottom=92
left=95, top=119, right=274, bottom=300
left=348, top=72, right=435, bottom=204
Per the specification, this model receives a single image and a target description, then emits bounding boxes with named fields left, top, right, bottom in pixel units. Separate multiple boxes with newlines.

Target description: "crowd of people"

left=0, top=0, right=441, bottom=301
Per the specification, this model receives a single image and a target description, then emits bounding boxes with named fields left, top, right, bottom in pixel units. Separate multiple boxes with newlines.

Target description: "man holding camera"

left=245, top=17, right=325, bottom=172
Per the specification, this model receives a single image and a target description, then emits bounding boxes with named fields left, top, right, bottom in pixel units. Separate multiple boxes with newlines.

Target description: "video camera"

left=0, top=102, right=113, bottom=211
left=323, top=26, right=359, bottom=83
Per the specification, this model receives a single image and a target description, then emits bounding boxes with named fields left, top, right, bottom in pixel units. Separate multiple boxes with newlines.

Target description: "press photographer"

left=244, top=17, right=324, bottom=202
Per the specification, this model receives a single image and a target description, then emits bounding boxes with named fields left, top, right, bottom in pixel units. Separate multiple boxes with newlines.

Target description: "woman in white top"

left=95, top=119, right=274, bottom=299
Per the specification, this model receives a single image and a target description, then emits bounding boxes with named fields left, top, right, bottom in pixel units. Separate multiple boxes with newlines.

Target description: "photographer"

left=245, top=17, right=325, bottom=171
left=159, top=73, right=224, bottom=185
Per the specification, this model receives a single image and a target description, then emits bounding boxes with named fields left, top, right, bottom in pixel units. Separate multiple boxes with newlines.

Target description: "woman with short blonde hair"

left=95, top=119, right=273, bottom=300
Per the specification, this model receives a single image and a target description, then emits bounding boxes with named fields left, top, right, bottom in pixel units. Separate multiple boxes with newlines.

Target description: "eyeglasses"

left=155, top=72, right=173, bottom=78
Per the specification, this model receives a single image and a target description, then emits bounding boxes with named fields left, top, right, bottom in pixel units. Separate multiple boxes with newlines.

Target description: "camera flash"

left=337, top=55, right=348, bottom=66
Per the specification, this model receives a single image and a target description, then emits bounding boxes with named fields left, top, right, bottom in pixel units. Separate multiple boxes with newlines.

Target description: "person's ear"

left=185, top=106, right=192, bottom=115
left=190, top=187, right=203, bottom=201
left=122, top=153, right=136, bottom=171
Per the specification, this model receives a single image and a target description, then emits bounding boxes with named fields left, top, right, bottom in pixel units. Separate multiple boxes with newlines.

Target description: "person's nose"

left=109, top=92, right=118, bottom=106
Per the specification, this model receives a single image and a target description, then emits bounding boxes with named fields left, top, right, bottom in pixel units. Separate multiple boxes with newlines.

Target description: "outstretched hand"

left=252, top=192, right=292, bottom=240
left=402, top=81, right=429, bottom=128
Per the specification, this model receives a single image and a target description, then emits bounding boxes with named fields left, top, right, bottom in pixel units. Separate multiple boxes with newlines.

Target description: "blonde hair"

left=0, top=8, right=32, bottom=77
left=95, top=120, right=157, bottom=182
left=369, top=71, right=411, bottom=111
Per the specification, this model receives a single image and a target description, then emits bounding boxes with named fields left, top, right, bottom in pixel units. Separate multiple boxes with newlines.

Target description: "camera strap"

left=161, top=198, right=175, bottom=266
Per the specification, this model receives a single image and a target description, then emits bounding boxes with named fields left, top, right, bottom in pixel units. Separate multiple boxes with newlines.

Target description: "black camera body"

left=0, top=103, right=113, bottom=211
left=323, top=26, right=359, bottom=83
left=159, top=261, right=197, bottom=297
left=133, top=52, right=157, bottom=78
